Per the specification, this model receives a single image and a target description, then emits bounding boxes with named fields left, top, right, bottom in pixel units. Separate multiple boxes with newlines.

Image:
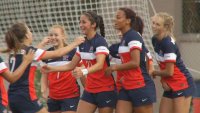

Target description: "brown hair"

left=5, top=22, right=28, bottom=54
left=82, top=11, right=105, bottom=37
left=119, top=7, right=144, bottom=35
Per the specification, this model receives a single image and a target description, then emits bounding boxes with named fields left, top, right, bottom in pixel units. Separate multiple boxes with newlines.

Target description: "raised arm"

left=1, top=49, right=35, bottom=83
left=41, top=37, right=85, bottom=60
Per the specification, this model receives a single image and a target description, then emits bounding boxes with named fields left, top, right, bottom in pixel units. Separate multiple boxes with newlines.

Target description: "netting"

left=0, top=0, right=153, bottom=60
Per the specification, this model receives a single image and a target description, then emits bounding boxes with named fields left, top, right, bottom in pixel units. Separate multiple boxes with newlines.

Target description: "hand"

left=43, top=36, right=53, bottom=45
left=73, top=36, right=85, bottom=46
left=152, top=70, right=159, bottom=78
left=37, top=36, right=52, bottom=48
left=23, top=49, right=35, bottom=64
left=149, top=70, right=155, bottom=78
left=105, top=65, right=116, bottom=76
left=72, top=67, right=84, bottom=79
left=161, top=81, right=171, bottom=91
left=41, top=65, right=52, bottom=74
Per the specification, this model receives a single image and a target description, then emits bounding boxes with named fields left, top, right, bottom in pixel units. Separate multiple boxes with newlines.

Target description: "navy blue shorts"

left=0, top=103, right=6, bottom=113
left=118, top=82, right=156, bottom=107
left=9, top=94, right=43, bottom=113
left=81, top=90, right=117, bottom=108
left=193, top=80, right=200, bottom=97
left=163, top=81, right=195, bottom=98
left=47, top=97, right=80, bottom=112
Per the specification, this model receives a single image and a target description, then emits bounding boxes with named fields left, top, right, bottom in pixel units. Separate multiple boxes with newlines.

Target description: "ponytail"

left=133, top=16, right=144, bottom=35
left=98, top=16, right=105, bottom=37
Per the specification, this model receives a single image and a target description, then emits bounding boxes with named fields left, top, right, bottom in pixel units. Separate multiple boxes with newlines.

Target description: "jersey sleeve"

left=25, top=46, right=46, bottom=61
left=161, top=38, right=177, bottom=63
left=109, top=43, right=120, bottom=58
left=126, top=32, right=142, bottom=51
left=95, top=38, right=109, bottom=55
left=0, top=57, right=8, bottom=74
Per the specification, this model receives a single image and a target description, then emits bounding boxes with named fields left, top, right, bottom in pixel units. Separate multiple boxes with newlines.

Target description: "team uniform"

left=109, top=43, right=153, bottom=92
left=42, top=47, right=80, bottom=112
left=8, top=46, right=45, bottom=113
left=76, top=33, right=117, bottom=108
left=109, top=43, right=125, bottom=92
left=117, top=29, right=156, bottom=106
left=0, top=57, right=8, bottom=112
left=152, top=36, right=195, bottom=98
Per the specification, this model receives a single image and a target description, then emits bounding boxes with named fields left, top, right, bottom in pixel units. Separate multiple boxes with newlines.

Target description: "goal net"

left=0, top=0, right=153, bottom=59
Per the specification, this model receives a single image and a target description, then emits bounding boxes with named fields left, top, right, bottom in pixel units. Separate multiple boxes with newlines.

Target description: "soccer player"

left=39, top=25, right=84, bottom=113
left=0, top=50, right=34, bottom=112
left=42, top=11, right=117, bottom=113
left=151, top=12, right=195, bottom=113
left=4, top=22, right=84, bottom=113
left=109, top=43, right=154, bottom=93
left=105, top=8, right=156, bottom=113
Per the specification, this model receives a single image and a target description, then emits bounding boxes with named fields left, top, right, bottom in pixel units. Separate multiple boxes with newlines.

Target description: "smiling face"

left=151, top=15, right=166, bottom=36
left=79, top=14, right=96, bottom=36
left=48, top=26, right=66, bottom=46
left=114, top=10, right=130, bottom=31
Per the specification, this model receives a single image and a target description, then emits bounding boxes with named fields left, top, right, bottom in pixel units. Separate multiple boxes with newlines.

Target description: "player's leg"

left=76, top=90, right=97, bottom=113
left=76, top=100, right=97, bottom=113
left=134, top=104, right=153, bottom=113
left=184, top=96, right=192, bottom=113
left=116, top=88, right=133, bottom=113
left=159, top=97, right=173, bottom=113
left=116, top=100, right=133, bottom=113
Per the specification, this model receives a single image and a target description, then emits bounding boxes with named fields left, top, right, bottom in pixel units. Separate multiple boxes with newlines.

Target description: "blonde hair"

left=155, top=12, right=175, bottom=39
left=49, top=24, right=67, bottom=37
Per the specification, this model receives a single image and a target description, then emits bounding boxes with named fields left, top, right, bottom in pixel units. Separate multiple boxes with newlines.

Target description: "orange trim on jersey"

left=0, top=68, right=8, bottom=74
left=75, top=52, right=80, bottom=57
left=36, top=51, right=46, bottom=61
left=28, top=66, right=37, bottom=100
left=130, top=47, right=142, bottom=51
left=0, top=77, right=8, bottom=107
left=95, top=52, right=108, bottom=55
left=165, top=60, right=176, bottom=63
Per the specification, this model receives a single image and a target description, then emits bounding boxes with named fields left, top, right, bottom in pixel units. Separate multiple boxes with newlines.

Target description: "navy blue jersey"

left=118, top=29, right=153, bottom=90
left=8, top=46, right=45, bottom=100
left=152, top=36, right=193, bottom=91
left=76, top=33, right=115, bottom=93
